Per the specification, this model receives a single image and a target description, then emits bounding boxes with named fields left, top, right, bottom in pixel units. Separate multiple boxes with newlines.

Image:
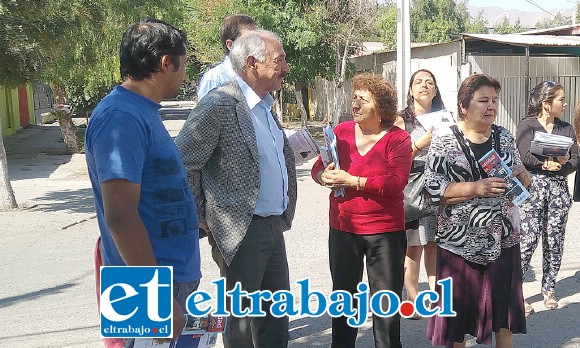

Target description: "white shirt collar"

left=235, top=75, right=274, bottom=110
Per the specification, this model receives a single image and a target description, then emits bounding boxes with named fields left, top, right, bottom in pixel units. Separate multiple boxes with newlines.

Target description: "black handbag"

left=403, top=164, right=433, bottom=222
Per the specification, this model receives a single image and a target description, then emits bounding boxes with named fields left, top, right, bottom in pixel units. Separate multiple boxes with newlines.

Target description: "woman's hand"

left=511, top=165, right=531, bottom=188
left=414, top=127, right=433, bottom=150
left=320, top=163, right=356, bottom=190
left=473, top=177, right=507, bottom=198
left=542, top=157, right=562, bottom=172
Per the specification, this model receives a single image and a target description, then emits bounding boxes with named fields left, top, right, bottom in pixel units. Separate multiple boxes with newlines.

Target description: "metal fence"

left=496, top=75, right=580, bottom=134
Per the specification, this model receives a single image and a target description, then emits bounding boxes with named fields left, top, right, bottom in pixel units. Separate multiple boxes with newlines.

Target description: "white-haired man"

left=175, top=30, right=296, bottom=347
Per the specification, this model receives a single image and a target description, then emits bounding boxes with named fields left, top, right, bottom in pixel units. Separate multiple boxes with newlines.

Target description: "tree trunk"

left=294, top=84, right=308, bottom=127
left=51, top=83, right=82, bottom=154
left=332, top=34, right=351, bottom=125
left=56, top=111, right=83, bottom=154
left=0, top=122, right=18, bottom=211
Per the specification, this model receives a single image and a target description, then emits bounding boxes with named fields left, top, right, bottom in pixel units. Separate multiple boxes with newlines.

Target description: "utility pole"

left=396, top=0, right=411, bottom=111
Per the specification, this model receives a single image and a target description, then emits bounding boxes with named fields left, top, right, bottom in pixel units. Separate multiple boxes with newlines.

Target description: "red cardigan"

left=311, top=121, right=412, bottom=234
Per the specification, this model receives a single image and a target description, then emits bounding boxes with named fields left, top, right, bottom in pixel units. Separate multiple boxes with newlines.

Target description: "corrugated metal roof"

left=519, top=24, right=580, bottom=35
left=463, top=34, right=580, bottom=47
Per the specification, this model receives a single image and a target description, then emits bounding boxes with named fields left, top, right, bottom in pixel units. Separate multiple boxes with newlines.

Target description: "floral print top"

left=424, top=124, right=522, bottom=265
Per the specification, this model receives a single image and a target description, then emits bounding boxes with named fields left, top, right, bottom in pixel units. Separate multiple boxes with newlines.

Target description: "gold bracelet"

left=356, top=176, right=361, bottom=191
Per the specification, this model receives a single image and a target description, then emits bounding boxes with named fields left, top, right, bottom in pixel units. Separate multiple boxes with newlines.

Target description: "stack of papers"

left=530, top=132, right=574, bottom=157
left=323, top=125, right=345, bottom=198
left=134, top=315, right=226, bottom=348
left=415, top=110, right=455, bottom=132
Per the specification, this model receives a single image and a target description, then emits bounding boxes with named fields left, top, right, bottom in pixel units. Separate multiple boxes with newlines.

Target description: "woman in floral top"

left=425, top=74, right=530, bottom=348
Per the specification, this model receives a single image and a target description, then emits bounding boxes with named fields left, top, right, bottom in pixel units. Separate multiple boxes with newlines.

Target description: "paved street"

left=0, top=114, right=579, bottom=347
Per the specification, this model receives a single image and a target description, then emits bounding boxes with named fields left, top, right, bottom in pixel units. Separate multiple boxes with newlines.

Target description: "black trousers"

left=208, top=216, right=290, bottom=348
left=329, top=228, right=406, bottom=348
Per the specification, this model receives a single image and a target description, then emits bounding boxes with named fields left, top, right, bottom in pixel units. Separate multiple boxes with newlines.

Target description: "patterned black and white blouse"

left=424, top=124, right=522, bottom=265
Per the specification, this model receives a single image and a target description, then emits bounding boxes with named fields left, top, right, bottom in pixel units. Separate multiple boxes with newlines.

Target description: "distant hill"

left=467, top=5, right=577, bottom=28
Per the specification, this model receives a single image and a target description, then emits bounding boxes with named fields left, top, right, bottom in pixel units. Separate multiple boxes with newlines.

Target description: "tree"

left=323, top=0, right=379, bottom=125
left=236, top=0, right=335, bottom=125
left=0, top=121, right=18, bottom=210
left=183, top=0, right=234, bottom=80
left=410, top=0, right=470, bottom=42
left=0, top=0, right=188, bottom=209
left=467, top=10, right=489, bottom=34
left=1, top=0, right=189, bottom=154
left=376, top=2, right=398, bottom=50
left=494, top=16, right=525, bottom=34
left=185, top=0, right=336, bottom=125
left=536, top=12, right=572, bottom=29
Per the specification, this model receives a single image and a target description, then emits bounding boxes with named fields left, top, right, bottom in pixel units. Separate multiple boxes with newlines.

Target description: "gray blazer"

left=175, top=80, right=297, bottom=265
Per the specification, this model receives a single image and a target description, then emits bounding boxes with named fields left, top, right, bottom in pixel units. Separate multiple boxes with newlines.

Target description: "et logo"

left=100, top=266, right=173, bottom=338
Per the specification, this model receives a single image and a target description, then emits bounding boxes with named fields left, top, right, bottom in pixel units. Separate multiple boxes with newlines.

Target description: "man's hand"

left=172, top=299, right=185, bottom=340
left=154, top=299, right=185, bottom=344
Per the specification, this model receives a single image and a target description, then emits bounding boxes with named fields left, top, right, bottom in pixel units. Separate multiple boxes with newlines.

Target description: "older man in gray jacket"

left=175, top=30, right=297, bottom=348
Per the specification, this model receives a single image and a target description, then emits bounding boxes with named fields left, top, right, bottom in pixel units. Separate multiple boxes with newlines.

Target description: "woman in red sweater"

left=312, top=74, right=412, bottom=348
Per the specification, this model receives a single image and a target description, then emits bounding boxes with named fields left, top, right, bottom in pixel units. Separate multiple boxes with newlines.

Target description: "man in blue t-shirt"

left=85, top=19, right=201, bottom=346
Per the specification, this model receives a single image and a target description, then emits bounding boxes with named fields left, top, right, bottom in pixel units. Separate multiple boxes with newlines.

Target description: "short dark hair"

left=403, top=69, right=446, bottom=122
left=457, top=74, right=501, bottom=120
left=526, top=81, right=564, bottom=118
left=219, top=14, right=256, bottom=54
left=352, top=73, right=398, bottom=127
left=120, top=18, right=187, bottom=80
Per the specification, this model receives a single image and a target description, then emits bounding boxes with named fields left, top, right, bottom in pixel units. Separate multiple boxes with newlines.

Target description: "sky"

left=468, top=0, right=578, bottom=12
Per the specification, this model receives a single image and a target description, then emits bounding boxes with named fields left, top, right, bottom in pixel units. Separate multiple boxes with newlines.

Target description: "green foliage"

left=183, top=0, right=234, bottom=79
left=184, top=0, right=335, bottom=86
left=410, top=0, right=469, bottom=42
left=535, top=12, right=572, bottom=29
left=0, top=1, right=54, bottom=85
left=494, top=16, right=525, bottom=34
left=376, top=3, right=397, bottom=50
left=1, top=0, right=188, bottom=111
left=237, top=0, right=335, bottom=84
left=467, top=10, right=489, bottom=34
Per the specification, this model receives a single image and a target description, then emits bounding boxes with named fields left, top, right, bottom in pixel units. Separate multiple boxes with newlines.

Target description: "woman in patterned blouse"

left=424, top=74, right=530, bottom=348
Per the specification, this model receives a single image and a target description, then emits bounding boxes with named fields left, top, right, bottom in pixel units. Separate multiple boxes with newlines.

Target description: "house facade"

left=1, top=85, right=35, bottom=137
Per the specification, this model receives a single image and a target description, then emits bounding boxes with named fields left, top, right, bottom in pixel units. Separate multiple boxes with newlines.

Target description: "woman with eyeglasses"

left=394, top=69, right=447, bottom=317
left=516, top=81, right=580, bottom=316
left=312, top=73, right=411, bottom=348
left=425, top=74, right=528, bottom=348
